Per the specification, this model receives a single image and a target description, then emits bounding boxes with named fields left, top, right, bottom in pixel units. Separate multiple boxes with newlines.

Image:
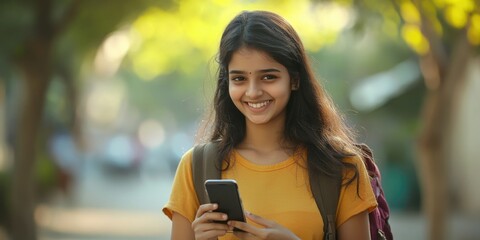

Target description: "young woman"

left=163, top=10, right=377, bottom=240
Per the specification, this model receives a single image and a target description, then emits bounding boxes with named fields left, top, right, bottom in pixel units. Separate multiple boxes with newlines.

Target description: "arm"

left=172, top=211, right=195, bottom=240
left=337, top=210, right=371, bottom=240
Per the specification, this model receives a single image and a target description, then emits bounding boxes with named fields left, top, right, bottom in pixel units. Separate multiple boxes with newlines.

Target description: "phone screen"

left=205, top=179, right=246, bottom=223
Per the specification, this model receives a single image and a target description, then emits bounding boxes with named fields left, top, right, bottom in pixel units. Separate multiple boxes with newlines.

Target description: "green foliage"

left=0, top=0, right=33, bottom=56
left=35, top=151, right=57, bottom=199
left=59, top=0, right=173, bottom=57
left=125, top=0, right=359, bottom=80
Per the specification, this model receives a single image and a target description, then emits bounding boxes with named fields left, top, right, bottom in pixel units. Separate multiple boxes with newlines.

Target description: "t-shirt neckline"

left=233, top=150, right=297, bottom=172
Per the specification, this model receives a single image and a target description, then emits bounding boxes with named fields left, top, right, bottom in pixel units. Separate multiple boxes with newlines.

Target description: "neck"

left=240, top=116, right=287, bottom=152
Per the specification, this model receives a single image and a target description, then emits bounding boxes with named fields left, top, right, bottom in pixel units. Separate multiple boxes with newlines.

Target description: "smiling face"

left=228, top=47, right=295, bottom=127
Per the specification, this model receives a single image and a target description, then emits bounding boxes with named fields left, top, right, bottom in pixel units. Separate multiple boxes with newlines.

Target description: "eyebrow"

left=228, top=68, right=281, bottom=74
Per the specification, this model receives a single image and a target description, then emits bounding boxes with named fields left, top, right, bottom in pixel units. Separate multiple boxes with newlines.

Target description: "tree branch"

left=413, top=0, right=448, bottom=75
left=388, top=0, right=405, bottom=25
left=443, top=28, right=472, bottom=93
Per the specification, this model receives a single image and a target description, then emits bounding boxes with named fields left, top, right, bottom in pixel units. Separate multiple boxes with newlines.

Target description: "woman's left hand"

left=227, top=212, right=300, bottom=240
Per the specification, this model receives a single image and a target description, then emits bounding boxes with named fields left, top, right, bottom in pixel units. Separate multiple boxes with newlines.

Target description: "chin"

left=247, top=118, right=271, bottom=125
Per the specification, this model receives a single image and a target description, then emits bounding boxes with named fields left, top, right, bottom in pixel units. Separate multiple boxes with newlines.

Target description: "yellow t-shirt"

left=163, top=147, right=377, bottom=240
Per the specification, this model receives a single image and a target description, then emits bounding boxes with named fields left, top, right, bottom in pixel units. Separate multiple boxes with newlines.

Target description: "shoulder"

left=337, top=154, right=377, bottom=226
left=175, top=147, right=194, bottom=174
left=182, top=147, right=194, bottom=158
left=162, top=147, right=200, bottom=223
left=342, top=155, right=368, bottom=185
left=181, top=147, right=194, bottom=163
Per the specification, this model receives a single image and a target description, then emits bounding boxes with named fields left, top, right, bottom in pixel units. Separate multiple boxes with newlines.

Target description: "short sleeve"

left=336, top=155, right=378, bottom=227
left=162, top=148, right=200, bottom=222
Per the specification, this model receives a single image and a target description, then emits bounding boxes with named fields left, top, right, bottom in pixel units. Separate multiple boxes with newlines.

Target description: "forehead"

left=228, top=47, right=284, bottom=70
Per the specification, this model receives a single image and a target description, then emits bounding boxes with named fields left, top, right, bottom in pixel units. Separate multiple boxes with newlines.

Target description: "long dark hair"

left=206, top=10, right=359, bottom=184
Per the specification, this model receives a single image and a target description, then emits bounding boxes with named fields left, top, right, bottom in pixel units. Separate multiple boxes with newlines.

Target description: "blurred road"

left=37, top=156, right=174, bottom=240
left=36, top=157, right=480, bottom=240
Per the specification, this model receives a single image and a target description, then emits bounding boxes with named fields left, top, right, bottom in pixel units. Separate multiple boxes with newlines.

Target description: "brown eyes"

left=230, top=76, right=245, bottom=81
left=229, top=75, right=277, bottom=82
left=262, top=75, right=277, bottom=80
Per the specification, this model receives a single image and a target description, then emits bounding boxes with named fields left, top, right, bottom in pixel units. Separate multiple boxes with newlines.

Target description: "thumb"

left=245, top=211, right=275, bottom=228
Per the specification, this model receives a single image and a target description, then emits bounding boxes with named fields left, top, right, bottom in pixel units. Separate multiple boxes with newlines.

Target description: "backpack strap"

left=313, top=143, right=379, bottom=240
left=192, top=142, right=221, bottom=205
left=311, top=169, right=342, bottom=240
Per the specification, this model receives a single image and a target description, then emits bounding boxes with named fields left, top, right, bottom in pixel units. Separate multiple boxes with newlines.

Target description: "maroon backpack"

left=353, top=144, right=393, bottom=240
left=192, top=142, right=393, bottom=240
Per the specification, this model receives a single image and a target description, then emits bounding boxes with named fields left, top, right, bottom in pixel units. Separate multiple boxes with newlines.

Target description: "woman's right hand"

left=192, top=203, right=233, bottom=240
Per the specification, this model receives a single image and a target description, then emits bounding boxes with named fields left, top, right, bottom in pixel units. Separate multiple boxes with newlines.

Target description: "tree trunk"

left=9, top=1, right=79, bottom=237
left=418, top=32, right=472, bottom=240
left=418, top=84, right=449, bottom=240
left=12, top=38, right=52, bottom=240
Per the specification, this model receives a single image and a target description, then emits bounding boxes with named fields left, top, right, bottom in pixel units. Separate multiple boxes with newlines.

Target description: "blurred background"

left=0, top=0, right=479, bottom=239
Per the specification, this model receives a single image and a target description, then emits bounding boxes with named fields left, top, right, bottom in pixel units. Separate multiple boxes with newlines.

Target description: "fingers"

left=193, top=204, right=228, bottom=225
left=228, top=219, right=262, bottom=237
left=195, top=203, right=218, bottom=218
left=228, top=211, right=268, bottom=234
left=194, top=204, right=230, bottom=224
left=193, top=220, right=231, bottom=240
left=228, top=212, right=283, bottom=239
left=196, top=228, right=230, bottom=240
left=192, top=203, right=233, bottom=240
left=245, top=211, right=275, bottom=228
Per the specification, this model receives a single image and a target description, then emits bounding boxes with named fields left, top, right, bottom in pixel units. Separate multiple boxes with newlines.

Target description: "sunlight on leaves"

left=383, top=18, right=399, bottom=39
left=94, top=30, right=131, bottom=77
left=130, top=7, right=192, bottom=80
left=445, top=0, right=475, bottom=12
left=434, top=0, right=475, bottom=29
left=421, top=0, right=444, bottom=36
left=127, top=0, right=355, bottom=81
left=401, top=24, right=429, bottom=55
left=433, top=0, right=475, bottom=10
left=401, top=1, right=421, bottom=24
left=379, top=4, right=402, bottom=39
left=444, top=5, right=469, bottom=28
left=468, top=14, right=480, bottom=45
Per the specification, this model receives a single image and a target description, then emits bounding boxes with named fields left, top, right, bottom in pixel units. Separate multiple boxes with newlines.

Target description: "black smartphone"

left=205, top=179, right=246, bottom=225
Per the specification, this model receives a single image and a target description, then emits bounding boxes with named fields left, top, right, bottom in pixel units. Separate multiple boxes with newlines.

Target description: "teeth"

left=248, top=101, right=270, bottom=109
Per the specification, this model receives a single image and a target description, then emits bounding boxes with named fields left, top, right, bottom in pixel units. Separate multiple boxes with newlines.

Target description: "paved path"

left=38, top=157, right=173, bottom=239
left=35, top=158, right=480, bottom=240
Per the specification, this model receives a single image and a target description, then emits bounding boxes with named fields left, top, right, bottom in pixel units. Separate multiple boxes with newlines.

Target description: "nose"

left=245, top=81, right=263, bottom=98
